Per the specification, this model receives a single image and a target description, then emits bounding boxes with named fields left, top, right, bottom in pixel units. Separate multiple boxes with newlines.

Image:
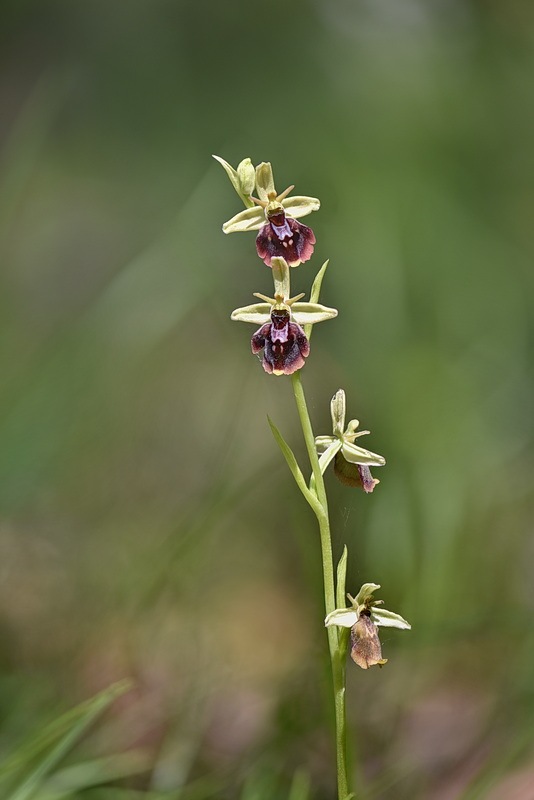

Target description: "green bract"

left=315, top=390, right=386, bottom=474
left=212, top=155, right=256, bottom=208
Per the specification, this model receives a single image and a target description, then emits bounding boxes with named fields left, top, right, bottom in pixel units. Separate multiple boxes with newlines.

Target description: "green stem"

left=291, top=371, right=351, bottom=800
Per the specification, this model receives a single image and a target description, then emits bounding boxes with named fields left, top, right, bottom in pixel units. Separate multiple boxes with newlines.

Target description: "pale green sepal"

left=317, top=439, right=342, bottom=475
left=237, top=158, right=255, bottom=196
left=341, top=440, right=386, bottom=467
left=268, top=417, right=323, bottom=517
left=231, top=303, right=271, bottom=324
left=256, top=162, right=276, bottom=202
left=352, top=583, right=381, bottom=607
left=330, top=389, right=346, bottom=436
left=371, top=608, right=411, bottom=630
left=324, top=607, right=359, bottom=628
left=271, top=257, right=290, bottom=299
left=291, top=303, right=338, bottom=325
left=282, top=195, right=320, bottom=219
left=336, top=545, right=348, bottom=609
left=222, top=206, right=265, bottom=233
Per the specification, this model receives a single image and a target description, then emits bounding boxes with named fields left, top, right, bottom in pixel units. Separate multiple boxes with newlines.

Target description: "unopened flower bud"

left=237, top=158, right=255, bottom=197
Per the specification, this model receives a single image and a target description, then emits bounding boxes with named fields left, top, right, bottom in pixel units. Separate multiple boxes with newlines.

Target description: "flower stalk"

left=291, top=370, right=351, bottom=799
left=214, top=155, right=410, bottom=800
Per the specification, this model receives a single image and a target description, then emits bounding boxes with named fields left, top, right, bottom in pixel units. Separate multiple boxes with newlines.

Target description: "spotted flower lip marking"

left=214, top=157, right=320, bottom=267
left=252, top=307, right=310, bottom=376
left=231, top=258, right=337, bottom=374
left=256, top=205, right=316, bottom=268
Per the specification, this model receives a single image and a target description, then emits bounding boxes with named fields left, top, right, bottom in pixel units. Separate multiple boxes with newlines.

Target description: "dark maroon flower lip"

left=251, top=308, right=310, bottom=375
left=256, top=211, right=316, bottom=268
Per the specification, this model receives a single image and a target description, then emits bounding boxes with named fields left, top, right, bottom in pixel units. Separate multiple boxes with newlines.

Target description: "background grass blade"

left=6, top=681, right=133, bottom=800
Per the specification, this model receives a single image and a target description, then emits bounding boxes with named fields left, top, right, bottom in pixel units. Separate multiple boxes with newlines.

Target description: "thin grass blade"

left=6, top=680, right=133, bottom=800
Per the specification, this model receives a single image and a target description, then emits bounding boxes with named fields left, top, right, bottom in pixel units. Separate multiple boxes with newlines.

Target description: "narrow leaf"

left=268, top=417, right=322, bottom=516
left=267, top=416, right=309, bottom=491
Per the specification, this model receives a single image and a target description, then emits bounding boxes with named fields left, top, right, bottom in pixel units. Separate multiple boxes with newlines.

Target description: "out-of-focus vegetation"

left=1, top=0, right=534, bottom=797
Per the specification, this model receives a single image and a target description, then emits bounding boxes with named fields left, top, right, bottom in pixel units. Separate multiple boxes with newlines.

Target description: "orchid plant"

left=214, top=156, right=410, bottom=800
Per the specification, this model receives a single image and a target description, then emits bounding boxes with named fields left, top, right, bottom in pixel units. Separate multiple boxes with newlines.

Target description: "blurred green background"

left=1, top=1, right=534, bottom=798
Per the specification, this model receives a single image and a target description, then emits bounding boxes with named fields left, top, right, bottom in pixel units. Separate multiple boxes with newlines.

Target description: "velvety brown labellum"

left=350, top=613, right=388, bottom=670
left=256, top=211, right=316, bottom=267
left=251, top=308, right=310, bottom=375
